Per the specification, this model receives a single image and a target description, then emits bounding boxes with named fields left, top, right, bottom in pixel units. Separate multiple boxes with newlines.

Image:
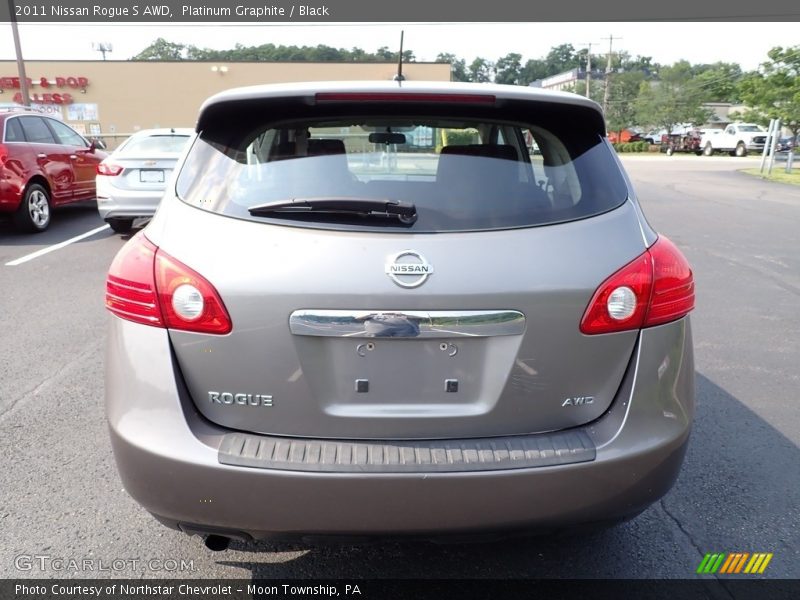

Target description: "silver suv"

left=105, top=81, right=695, bottom=548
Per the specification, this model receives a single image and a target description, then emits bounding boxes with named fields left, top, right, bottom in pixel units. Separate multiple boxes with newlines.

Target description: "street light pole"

left=8, top=0, right=31, bottom=106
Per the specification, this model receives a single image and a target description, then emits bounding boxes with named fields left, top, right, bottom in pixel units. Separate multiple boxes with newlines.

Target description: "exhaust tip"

left=204, top=534, right=230, bottom=551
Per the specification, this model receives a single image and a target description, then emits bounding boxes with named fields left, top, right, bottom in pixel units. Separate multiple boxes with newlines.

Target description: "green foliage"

left=133, top=37, right=189, bottom=60
left=468, top=57, right=494, bottom=83
left=605, top=71, right=646, bottom=133
left=132, top=40, right=416, bottom=63
left=611, top=141, right=649, bottom=153
left=494, top=53, right=523, bottom=85
left=444, top=129, right=480, bottom=145
left=634, top=62, right=714, bottom=133
left=520, top=58, right=549, bottom=85
left=544, top=44, right=580, bottom=75
left=737, top=46, right=800, bottom=140
left=436, top=53, right=469, bottom=82
left=693, top=62, right=744, bottom=103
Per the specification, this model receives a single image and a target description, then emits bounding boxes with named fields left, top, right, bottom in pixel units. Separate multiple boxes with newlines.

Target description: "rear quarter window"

left=3, top=118, right=25, bottom=142
left=177, top=97, right=628, bottom=233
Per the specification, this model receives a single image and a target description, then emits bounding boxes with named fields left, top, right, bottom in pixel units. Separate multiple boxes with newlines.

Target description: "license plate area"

left=139, top=169, right=164, bottom=183
left=295, top=336, right=496, bottom=413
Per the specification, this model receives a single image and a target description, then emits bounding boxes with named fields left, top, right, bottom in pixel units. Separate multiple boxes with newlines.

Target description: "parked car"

left=644, top=130, right=666, bottom=145
left=96, top=128, right=194, bottom=233
left=105, top=81, right=696, bottom=548
left=0, top=107, right=107, bottom=232
left=776, top=137, right=795, bottom=153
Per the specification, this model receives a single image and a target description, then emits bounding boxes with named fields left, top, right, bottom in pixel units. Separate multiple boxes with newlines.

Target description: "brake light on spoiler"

left=315, top=92, right=497, bottom=105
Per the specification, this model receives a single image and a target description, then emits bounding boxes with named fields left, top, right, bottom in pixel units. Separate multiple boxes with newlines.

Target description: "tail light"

left=97, top=162, right=123, bottom=176
left=106, top=233, right=232, bottom=334
left=580, top=236, right=694, bottom=335
left=0, top=143, right=8, bottom=166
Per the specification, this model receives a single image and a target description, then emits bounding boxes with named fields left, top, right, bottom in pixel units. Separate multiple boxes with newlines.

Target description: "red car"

left=0, top=108, right=106, bottom=232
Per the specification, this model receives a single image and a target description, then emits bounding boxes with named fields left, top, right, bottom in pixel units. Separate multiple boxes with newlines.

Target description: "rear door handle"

left=37, top=153, right=47, bottom=159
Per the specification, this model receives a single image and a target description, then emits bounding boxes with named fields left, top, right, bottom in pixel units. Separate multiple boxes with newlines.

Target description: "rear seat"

left=436, top=144, right=550, bottom=222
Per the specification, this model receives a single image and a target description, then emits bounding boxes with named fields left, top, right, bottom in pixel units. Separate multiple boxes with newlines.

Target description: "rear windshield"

left=176, top=103, right=628, bottom=232
left=122, top=134, right=190, bottom=154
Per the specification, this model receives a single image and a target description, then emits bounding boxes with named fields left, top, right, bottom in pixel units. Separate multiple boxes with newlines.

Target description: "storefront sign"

left=0, top=76, right=90, bottom=105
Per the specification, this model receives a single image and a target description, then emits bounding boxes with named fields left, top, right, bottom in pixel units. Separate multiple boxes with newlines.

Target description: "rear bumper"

left=96, top=186, right=163, bottom=220
left=106, top=317, right=694, bottom=538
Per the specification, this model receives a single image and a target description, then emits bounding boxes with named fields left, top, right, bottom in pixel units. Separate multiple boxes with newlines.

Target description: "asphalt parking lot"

left=0, top=155, right=798, bottom=582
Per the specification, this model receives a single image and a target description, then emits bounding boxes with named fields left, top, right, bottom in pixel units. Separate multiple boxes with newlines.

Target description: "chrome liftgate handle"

left=288, top=309, right=526, bottom=339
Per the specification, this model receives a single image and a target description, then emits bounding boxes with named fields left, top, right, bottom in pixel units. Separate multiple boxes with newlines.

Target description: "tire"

left=665, top=146, right=674, bottom=156
left=735, top=142, right=747, bottom=157
left=703, top=143, right=714, bottom=156
left=13, top=183, right=51, bottom=232
left=107, top=218, right=134, bottom=234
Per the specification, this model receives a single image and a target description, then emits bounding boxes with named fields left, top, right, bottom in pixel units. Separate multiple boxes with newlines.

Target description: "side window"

left=47, top=120, right=87, bottom=147
left=18, top=117, right=57, bottom=144
left=4, top=118, right=25, bottom=142
left=725, top=126, right=735, bottom=135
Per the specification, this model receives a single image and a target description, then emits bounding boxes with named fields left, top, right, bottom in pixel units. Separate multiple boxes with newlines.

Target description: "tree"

left=564, top=79, right=604, bottom=104
left=736, top=46, right=800, bottom=142
left=519, top=58, right=549, bottom=85
left=634, top=77, right=713, bottom=134
left=693, top=62, right=744, bottom=103
left=436, top=53, right=469, bottom=82
left=132, top=37, right=189, bottom=60
left=544, top=43, right=579, bottom=75
left=494, top=53, right=523, bottom=85
left=468, top=58, right=494, bottom=83
left=605, top=71, right=646, bottom=134
left=131, top=39, right=419, bottom=63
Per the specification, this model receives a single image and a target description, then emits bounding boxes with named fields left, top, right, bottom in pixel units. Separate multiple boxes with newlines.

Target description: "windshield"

left=737, top=125, right=763, bottom=132
left=177, top=112, right=628, bottom=233
left=122, top=134, right=191, bottom=154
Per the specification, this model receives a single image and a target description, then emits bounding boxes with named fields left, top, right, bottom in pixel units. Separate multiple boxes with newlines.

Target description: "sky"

left=0, top=22, right=795, bottom=70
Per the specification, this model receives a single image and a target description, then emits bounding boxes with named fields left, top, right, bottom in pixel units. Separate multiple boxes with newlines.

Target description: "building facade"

left=0, top=61, right=451, bottom=145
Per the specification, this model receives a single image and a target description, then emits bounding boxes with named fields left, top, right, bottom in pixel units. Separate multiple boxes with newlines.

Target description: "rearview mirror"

left=369, top=132, right=406, bottom=145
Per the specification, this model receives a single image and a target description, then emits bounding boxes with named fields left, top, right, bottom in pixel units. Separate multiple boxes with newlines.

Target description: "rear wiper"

left=248, top=197, right=417, bottom=224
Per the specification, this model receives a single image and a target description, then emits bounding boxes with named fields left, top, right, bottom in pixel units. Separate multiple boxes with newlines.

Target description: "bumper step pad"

left=218, top=430, right=595, bottom=473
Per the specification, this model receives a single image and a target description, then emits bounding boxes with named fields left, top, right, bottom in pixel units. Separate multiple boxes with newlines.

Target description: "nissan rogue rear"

left=104, top=81, right=695, bottom=547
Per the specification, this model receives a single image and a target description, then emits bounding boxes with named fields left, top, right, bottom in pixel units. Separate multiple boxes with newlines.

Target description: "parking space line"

left=5, top=224, right=111, bottom=267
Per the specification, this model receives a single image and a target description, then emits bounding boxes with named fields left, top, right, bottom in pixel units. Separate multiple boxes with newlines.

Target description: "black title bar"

left=1, top=0, right=799, bottom=22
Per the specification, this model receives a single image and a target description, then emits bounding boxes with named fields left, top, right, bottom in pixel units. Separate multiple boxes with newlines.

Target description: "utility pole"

left=8, top=0, right=31, bottom=106
left=601, top=35, right=621, bottom=115
left=585, top=43, right=593, bottom=98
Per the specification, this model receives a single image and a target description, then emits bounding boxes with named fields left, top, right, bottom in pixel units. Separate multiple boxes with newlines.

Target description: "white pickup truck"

left=700, top=123, right=768, bottom=157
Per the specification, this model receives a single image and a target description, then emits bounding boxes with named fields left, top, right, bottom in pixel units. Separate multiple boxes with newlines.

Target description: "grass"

left=741, top=167, right=800, bottom=186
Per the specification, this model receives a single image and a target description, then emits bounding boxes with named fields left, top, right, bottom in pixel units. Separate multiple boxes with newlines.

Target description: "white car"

left=96, top=128, right=194, bottom=233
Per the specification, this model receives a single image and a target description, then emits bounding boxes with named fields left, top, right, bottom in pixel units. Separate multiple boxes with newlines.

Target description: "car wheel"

left=665, top=146, right=674, bottom=156
left=13, top=184, right=51, bottom=233
left=703, top=143, right=714, bottom=156
left=735, top=142, right=747, bottom=157
left=107, top=218, right=134, bottom=234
